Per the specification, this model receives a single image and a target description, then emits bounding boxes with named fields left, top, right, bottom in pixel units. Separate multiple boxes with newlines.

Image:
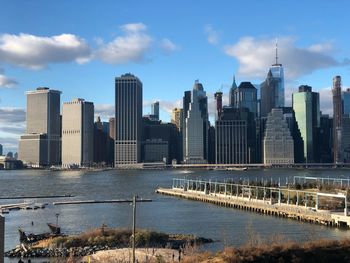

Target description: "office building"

left=142, top=139, right=168, bottom=163
left=94, top=117, right=113, bottom=165
left=183, top=80, right=209, bottom=164
left=62, top=98, right=94, bottom=167
left=171, top=108, right=183, bottom=131
left=319, top=114, right=333, bottom=163
left=214, top=91, right=223, bottom=120
left=333, top=76, right=343, bottom=163
left=281, top=107, right=304, bottom=163
left=115, top=73, right=142, bottom=166
left=215, top=107, right=256, bottom=164
left=343, top=89, right=350, bottom=115
left=263, top=108, right=294, bottom=165
left=142, top=118, right=180, bottom=163
left=342, top=115, right=350, bottom=163
left=231, top=82, right=258, bottom=116
left=0, top=144, right=2, bottom=156
left=292, top=85, right=320, bottom=163
left=19, top=87, right=61, bottom=167
left=151, top=101, right=160, bottom=121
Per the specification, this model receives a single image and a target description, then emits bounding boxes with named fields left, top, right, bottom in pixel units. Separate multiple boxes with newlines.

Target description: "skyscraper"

left=171, top=108, right=183, bottom=131
left=263, top=108, right=294, bottom=165
left=215, top=107, right=256, bottom=164
left=260, top=43, right=285, bottom=117
left=292, top=85, right=320, bottom=163
left=115, top=73, right=142, bottom=166
left=342, top=88, right=350, bottom=115
left=18, top=87, right=61, bottom=166
left=62, top=98, right=94, bottom=167
left=231, top=82, right=257, bottom=116
left=214, top=91, right=223, bottom=120
left=183, top=80, right=209, bottom=164
left=151, top=101, right=160, bottom=121
left=229, top=76, right=238, bottom=107
left=0, top=144, right=2, bottom=156
left=333, top=76, right=343, bottom=163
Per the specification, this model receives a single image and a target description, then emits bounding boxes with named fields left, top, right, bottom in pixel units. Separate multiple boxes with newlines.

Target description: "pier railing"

left=172, top=178, right=348, bottom=216
left=294, top=176, right=350, bottom=188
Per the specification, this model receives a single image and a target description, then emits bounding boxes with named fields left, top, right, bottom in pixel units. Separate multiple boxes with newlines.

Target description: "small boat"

left=1, top=209, right=9, bottom=214
left=47, top=223, right=61, bottom=235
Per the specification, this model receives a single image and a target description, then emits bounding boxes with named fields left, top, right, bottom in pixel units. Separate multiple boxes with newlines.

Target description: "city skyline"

left=1, top=0, right=350, bottom=153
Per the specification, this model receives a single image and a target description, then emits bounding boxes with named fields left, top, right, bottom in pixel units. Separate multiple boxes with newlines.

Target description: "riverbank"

left=181, top=238, right=350, bottom=263
left=5, top=227, right=213, bottom=259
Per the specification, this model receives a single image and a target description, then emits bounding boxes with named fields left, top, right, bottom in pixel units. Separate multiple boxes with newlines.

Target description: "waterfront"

left=1, top=168, right=350, bottom=262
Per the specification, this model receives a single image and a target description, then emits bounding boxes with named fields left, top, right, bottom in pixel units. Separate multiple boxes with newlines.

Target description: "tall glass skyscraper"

left=292, top=85, right=320, bottom=163
left=342, top=88, right=350, bottom=115
left=115, top=73, right=143, bottom=166
left=182, top=80, right=208, bottom=164
left=260, top=44, right=285, bottom=117
left=231, top=81, right=257, bottom=116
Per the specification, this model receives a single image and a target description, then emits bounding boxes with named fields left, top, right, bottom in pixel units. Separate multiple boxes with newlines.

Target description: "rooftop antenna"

left=275, top=38, right=278, bottom=64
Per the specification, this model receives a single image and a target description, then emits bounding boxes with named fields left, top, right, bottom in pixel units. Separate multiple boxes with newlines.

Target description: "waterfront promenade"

left=157, top=178, right=350, bottom=228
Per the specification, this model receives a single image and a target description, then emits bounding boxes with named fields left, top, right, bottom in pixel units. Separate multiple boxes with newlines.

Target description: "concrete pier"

left=53, top=199, right=152, bottom=205
left=156, top=178, right=350, bottom=229
left=0, top=216, right=4, bottom=263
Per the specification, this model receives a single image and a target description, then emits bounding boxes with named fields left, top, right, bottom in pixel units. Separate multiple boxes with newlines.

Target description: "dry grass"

left=181, top=232, right=350, bottom=263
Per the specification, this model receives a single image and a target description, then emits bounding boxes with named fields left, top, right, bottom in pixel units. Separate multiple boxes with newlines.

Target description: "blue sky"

left=0, top=0, right=349, bottom=153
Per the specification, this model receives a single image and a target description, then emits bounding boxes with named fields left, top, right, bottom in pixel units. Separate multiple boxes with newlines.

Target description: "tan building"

left=62, top=99, right=94, bottom=168
left=0, top=215, right=4, bottom=263
left=18, top=87, right=61, bottom=167
left=171, top=108, right=183, bottom=131
left=263, top=108, right=294, bottom=165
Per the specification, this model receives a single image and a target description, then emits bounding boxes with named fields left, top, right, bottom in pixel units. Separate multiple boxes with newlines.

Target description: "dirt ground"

left=84, top=248, right=180, bottom=263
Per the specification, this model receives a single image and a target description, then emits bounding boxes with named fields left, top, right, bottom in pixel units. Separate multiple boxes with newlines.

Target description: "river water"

left=1, top=168, right=350, bottom=262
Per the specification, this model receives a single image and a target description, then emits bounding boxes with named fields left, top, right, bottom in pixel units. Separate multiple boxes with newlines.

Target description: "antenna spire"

left=275, top=38, right=278, bottom=65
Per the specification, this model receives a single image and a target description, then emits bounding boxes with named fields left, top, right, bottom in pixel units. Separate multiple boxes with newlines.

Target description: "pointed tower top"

left=273, top=38, right=282, bottom=66
left=231, top=75, right=237, bottom=89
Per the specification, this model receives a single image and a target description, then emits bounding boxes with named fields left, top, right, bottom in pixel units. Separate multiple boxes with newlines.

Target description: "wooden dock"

left=0, top=194, right=74, bottom=200
left=53, top=199, right=152, bottom=205
left=156, top=187, right=350, bottom=228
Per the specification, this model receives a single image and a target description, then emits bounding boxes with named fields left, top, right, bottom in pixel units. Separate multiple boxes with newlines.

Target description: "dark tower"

left=332, top=76, right=342, bottom=163
left=214, top=91, right=223, bottom=120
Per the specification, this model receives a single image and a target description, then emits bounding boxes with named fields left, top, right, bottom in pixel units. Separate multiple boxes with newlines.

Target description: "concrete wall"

left=0, top=216, right=4, bottom=263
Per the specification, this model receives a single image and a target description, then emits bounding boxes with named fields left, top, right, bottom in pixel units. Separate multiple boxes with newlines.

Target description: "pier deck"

left=156, top=186, right=350, bottom=228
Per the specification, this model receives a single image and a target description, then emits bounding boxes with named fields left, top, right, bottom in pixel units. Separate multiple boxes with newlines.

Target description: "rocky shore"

left=5, top=227, right=213, bottom=259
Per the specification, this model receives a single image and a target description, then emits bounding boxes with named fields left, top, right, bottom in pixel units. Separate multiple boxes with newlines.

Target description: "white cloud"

left=224, top=36, right=348, bottom=79
left=0, top=33, right=91, bottom=69
left=160, top=38, right=179, bottom=54
left=96, top=23, right=153, bottom=64
left=120, top=23, right=147, bottom=33
left=0, top=68, right=17, bottom=88
left=95, top=104, right=114, bottom=121
left=204, top=25, right=219, bottom=45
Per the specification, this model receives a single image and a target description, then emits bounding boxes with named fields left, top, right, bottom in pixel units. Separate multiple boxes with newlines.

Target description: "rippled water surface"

left=1, top=168, right=350, bottom=262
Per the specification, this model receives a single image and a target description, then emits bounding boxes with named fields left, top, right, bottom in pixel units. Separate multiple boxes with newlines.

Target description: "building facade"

left=215, top=107, right=255, bottom=164
left=333, top=76, right=343, bottom=163
left=182, top=80, right=209, bottom=164
left=0, top=144, right=2, bottom=156
left=263, top=108, right=294, bottom=165
left=171, top=108, right=183, bottom=131
left=342, top=89, right=350, bottom=115
left=292, top=85, right=320, bottom=163
left=151, top=101, right=160, bottom=121
left=18, top=87, right=61, bottom=167
left=115, top=73, right=142, bottom=166
left=62, top=99, right=94, bottom=167
left=231, top=82, right=258, bottom=116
